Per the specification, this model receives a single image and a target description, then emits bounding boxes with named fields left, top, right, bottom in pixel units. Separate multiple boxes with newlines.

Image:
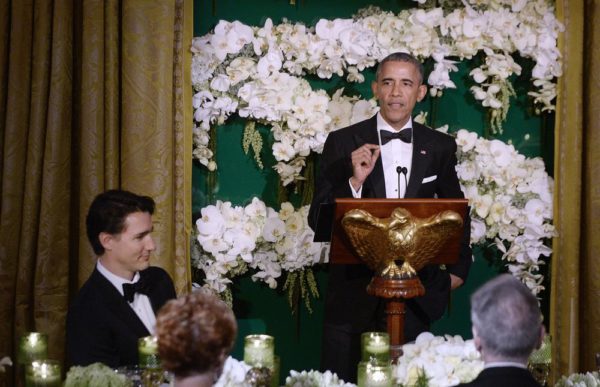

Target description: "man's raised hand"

left=350, top=143, right=380, bottom=191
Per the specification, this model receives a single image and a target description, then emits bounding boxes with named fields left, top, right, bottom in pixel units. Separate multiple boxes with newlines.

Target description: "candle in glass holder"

left=361, top=332, right=390, bottom=363
left=138, top=336, right=160, bottom=369
left=25, top=360, right=61, bottom=387
left=357, top=361, right=392, bottom=387
left=18, top=333, right=48, bottom=365
left=243, top=334, right=275, bottom=368
left=270, top=355, right=280, bottom=387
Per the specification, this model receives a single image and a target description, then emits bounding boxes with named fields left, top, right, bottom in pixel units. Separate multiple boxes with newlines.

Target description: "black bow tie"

left=380, top=128, right=412, bottom=144
left=122, top=277, right=150, bottom=303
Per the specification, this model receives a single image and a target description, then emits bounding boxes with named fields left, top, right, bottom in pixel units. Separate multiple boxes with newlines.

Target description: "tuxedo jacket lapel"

left=406, top=122, right=432, bottom=198
left=139, top=269, right=170, bottom=313
left=91, top=269, right=150, bottom=337
left=353, top=117, right=386, bottom=198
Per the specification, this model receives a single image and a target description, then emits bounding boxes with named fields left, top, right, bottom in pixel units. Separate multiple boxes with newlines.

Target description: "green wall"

left=193, top=0, right=554, bottom=382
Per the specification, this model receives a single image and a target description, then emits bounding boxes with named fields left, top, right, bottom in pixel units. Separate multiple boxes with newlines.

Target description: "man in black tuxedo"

left=66, top=189, right=176, bottom=368
left=308, top=52, right=472, bottom=382
left=456, top=274, right=544, bottom=387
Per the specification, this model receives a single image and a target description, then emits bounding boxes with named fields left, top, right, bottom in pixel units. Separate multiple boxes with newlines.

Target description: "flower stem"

left=208, top=125, right=217, bottom=203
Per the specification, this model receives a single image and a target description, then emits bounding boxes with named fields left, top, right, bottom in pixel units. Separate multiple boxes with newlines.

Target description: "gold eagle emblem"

left=341, top=207, right=463, bottom=279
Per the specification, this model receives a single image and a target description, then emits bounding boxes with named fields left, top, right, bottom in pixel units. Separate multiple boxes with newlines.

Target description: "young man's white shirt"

left=97, top=260, right=156, bottom=334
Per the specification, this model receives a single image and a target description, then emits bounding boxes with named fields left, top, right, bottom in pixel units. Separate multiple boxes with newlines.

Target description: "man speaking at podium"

left=308, top=52, right=472, bottom=382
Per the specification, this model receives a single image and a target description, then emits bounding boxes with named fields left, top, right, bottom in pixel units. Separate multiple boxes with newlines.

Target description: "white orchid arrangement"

left=453, top=129, right=554, bottom=295
left=554, top=372, right=600, bottom=387
left=285, top=370, right=355, bottom=387
left=191, top=1, right=562, bottom=182
left=0, top=356, right=11, bottom=373
left=213, top=357, right=252, bottom=387
left=191, top=0, right=558, bottom=306
left=214, top=357, right=355, bottom=387
left=193, top=198, right=328, bottom=309
left=394, top=332, right=484, bottom=387
left=193, top=125, right=553, bottom=297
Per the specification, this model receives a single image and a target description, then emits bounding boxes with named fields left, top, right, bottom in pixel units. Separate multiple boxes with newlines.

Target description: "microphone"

left=396, top=166, right=408, bottom=198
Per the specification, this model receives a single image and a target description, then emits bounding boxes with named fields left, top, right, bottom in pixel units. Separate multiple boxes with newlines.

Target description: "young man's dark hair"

left=86, top=189, right=155, bottom=255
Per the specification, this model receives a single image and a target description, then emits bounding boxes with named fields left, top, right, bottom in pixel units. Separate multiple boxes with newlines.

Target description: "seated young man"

left=66, top=189, right=176, bottom=368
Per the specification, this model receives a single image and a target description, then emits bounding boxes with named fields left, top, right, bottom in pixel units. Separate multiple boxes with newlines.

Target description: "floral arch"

left=190, top=0, right=560, bottom=305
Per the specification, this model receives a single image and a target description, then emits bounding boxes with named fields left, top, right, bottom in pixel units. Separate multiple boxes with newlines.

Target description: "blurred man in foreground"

left=456, top=274, right=544, bottom=387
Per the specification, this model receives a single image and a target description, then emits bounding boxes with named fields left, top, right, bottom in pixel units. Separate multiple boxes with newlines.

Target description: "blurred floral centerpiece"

left=554, top=371, right=600, bottom=387
left=285, top=370, right=355, bottom=387
left=394, top=332, right=484, bottom=387
left=0, top=357, right=11, bottom=373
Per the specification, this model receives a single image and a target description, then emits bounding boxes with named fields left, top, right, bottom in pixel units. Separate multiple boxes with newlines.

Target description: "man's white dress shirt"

left=350, top=112, right=413, bottom=198
left=97, top=260, right=156, bottom=334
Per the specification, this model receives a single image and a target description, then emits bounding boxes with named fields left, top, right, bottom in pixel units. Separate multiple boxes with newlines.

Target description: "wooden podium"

left=326, top=198, right=468, bottom=353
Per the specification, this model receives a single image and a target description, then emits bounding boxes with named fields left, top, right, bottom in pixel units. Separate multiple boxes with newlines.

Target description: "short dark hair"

left=86, top=189, right=155, bottom=255
left=375, top=52, right=425, bottom=84
left=470, top=274, right=542, bottom=361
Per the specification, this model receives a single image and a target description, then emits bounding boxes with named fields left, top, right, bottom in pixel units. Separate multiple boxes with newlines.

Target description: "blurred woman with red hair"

left=156, top=291, right=237, bottom=387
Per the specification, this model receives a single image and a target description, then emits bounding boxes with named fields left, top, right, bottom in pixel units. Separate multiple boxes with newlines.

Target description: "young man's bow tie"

left=123, top=278, right=150, bottom=303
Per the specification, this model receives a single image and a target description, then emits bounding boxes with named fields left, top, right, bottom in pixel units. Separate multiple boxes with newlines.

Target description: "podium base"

left=366, top=276, right=426, bottom=348
left=367, top=276, right=424, bottom=299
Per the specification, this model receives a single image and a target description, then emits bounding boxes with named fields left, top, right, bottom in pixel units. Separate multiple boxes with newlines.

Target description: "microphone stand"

left=396, top=166, right=407, bottom=198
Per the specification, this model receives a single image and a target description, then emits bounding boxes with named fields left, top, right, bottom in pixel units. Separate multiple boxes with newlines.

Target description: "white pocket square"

left=422, top=175, right=437, bottom=184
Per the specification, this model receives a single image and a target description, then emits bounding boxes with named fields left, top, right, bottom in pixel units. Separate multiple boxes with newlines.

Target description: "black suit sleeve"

left=433, top=135, right=472, bottom=282
left=66, top=289, right=124, bottom=368
left=145, top=267, right=177, bottom=313
left=435, top=137, right=463, bottom=198
left=308, top=130, right=356, bottom=231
